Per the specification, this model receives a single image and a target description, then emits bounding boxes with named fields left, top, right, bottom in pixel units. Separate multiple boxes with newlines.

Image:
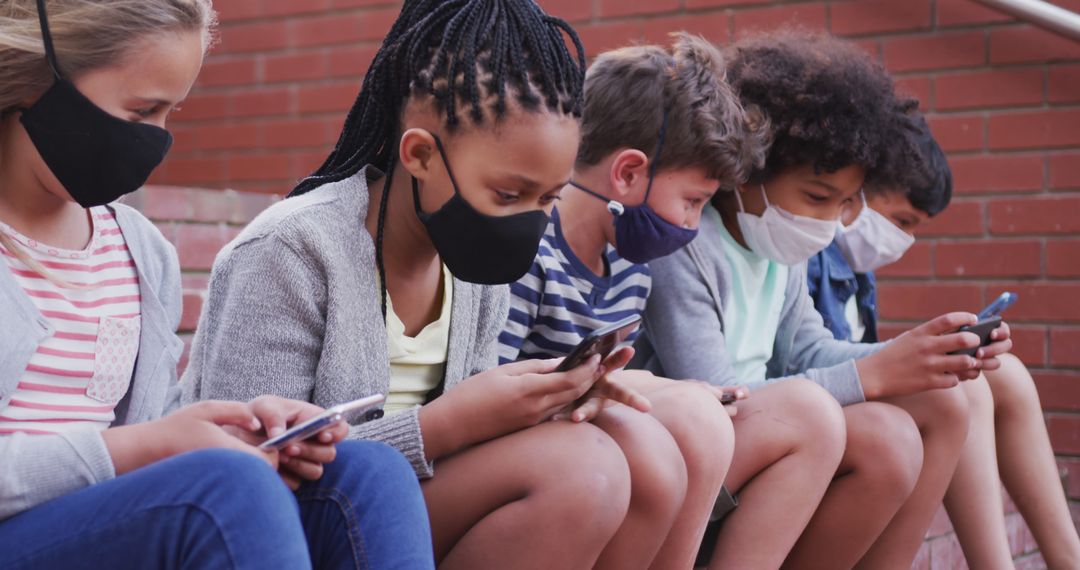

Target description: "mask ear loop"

left=35, top=0, right=62, bottom=80
left=412, top=133, right=461, bottom=215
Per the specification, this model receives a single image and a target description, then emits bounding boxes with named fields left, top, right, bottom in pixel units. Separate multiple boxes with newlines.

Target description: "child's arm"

left=643, top=247, right=742, bottom=387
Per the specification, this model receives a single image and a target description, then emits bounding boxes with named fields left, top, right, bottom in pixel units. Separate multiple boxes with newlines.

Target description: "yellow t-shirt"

left=384, top=265, right=452, bottom=415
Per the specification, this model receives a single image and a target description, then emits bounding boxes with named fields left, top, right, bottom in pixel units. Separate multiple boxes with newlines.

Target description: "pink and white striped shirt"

left=0, top=207, right=141, bottom=435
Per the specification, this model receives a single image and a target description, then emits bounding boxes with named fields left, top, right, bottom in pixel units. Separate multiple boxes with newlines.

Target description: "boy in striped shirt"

left=498, top=34, right=765, bottom=365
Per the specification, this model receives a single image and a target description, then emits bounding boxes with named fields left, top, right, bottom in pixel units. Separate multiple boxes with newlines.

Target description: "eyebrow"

left=806, top=179, right=842, bottom=194
left=501, top=173, right=568, bottom=193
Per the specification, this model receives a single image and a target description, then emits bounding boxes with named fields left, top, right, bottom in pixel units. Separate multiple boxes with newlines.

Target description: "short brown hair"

left=576, top=32, right=768, bottom=189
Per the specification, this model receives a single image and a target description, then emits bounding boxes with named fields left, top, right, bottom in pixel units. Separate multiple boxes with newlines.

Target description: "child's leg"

left=988, top=353, right=1080, bottom=568
left=0, top=449, right=311, bottom=570
left=711, top=379, right=847, bottom=568
left=942, top=378, right=1013, bottom=569
left=623, top=380, right=735, bottom=570
left=590, top=405, right=690, bottom=570
left=421, top=420, right=631, bottom=570
left=297, top=440, right=434, bottom=569
left=857, top=386, right=970, bottom=568
left=785, top=401, right=923, bottom=568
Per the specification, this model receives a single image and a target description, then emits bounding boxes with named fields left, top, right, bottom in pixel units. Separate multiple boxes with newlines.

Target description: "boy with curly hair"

left=639, top=31, right=1013, bottom=567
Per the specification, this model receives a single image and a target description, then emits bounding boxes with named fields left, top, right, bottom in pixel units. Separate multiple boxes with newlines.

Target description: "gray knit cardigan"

left=176, top=168, right=509, bottom=478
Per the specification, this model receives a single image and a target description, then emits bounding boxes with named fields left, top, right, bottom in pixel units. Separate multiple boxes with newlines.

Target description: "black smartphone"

left=555, top=315, right=642, bottom=372
left=720, top=392, right=737, bottom=405
left=948, top=316, right=1003, bottom=357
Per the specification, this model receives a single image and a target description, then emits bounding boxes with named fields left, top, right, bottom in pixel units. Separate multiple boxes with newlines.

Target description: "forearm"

left=100, top=423, right=164, bottom=476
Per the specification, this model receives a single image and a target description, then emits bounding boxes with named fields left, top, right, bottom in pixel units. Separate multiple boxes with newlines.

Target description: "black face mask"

left=19, top=0, right=173, bottom=208
left=412, top=135, right=550, bottom=285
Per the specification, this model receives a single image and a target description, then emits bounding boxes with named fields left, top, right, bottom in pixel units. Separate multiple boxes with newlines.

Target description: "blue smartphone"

left=978, top=292, right=1018, bottom=320
left=258, top=394, right=385, bottom=451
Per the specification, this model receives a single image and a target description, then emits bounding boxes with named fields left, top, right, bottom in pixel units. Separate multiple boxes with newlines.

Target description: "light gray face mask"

left=836, top=190, right=915, bottom=273
left=735, top=184, right=839, bottom=265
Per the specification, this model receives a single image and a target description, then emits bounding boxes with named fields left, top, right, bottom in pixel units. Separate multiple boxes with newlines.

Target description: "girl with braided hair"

left=180, top=1, right=701, bottom=567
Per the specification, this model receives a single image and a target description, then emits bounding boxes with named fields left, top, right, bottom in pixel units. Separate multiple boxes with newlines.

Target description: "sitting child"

left=640, top=30, right=1012, bottom=568
left=810, top=117, right=1080, bottom=569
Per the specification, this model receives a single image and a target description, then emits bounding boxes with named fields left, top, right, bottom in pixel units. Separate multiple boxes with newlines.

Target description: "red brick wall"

left=144, top=0, right=1080, bottom=565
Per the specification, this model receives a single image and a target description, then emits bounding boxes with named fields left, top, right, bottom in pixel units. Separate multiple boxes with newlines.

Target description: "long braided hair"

left=289, top=0, right=586, bottom=317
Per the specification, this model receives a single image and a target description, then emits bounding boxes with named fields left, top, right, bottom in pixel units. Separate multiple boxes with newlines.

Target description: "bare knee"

left=845, top=402, right=923, bottom=501
left=912, top=386, right=970, bottom=444
left=596, top=408, right=688, bottom=524
left=985, top=353, right=1042, bottom=420
left=532, top=423, right=633, bottom=537
left=775, top=379, right=847, bottom=464
left=651, top=382, right=735, bottom=481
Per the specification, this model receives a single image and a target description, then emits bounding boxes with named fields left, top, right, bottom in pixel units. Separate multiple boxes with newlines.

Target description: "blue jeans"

left=0, top=440, right=434, bottom=569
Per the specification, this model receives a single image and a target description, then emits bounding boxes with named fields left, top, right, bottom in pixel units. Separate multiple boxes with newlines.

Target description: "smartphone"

left=720, top=392, right=737, bottom=405
left=258, top=394, right=386, bottom=451
left=555, top=315, right=642, bottom=373
left=978, top=292, right=1018, bottom=320
left=948, top=316, right=1003, bottom=357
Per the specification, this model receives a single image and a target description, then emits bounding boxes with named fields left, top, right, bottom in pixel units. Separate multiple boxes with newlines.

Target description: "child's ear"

left=608, top=149, right=649, bottom=200
left=399, top=128, right=437, bottom=182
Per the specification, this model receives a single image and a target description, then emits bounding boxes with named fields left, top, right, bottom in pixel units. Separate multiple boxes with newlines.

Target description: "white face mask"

left=735, top=184, right=839, bottom=266
left=836, top=191, right=915, bottom=273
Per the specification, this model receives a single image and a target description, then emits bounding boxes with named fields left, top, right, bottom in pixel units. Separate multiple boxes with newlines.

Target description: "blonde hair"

left=0, top=0, right=215, bottom=288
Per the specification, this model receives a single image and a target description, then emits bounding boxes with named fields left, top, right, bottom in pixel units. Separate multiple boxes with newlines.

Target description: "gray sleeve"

left=644, top=249, right=742, bottom=387
left=0, top=429, right=115, bottom=521
left=765, top=273, right=883, bottom=405
left=180, top=233, right=435, bottom=478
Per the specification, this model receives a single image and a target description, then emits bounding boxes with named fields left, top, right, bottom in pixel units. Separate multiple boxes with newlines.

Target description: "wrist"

left=419, top=397, right=465, bottom=462
left=855, top=355, right=884, bottom=400
left=101, top=423, right=165, bottom=475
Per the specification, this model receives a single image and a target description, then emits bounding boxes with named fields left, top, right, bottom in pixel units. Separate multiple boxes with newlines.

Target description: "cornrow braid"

left=288, top=0, right=585, bottom=318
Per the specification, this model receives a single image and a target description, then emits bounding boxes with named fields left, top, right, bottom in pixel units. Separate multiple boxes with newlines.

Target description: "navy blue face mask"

left=569, top=113, right=698, bottom=264
left=18, top=0, right=173, bottom=208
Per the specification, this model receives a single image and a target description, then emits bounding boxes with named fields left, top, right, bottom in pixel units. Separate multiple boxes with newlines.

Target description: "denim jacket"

left=806, top=241, right=878, bottom=344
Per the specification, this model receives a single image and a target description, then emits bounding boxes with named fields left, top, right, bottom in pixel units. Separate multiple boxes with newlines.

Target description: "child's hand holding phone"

left=225, top=396, right=368, bottom=489
left=552, top=347, right=652, bottom=423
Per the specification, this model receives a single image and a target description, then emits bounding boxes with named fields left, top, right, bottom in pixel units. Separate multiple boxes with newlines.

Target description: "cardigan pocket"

left=86, top=316, right=141, bottom=405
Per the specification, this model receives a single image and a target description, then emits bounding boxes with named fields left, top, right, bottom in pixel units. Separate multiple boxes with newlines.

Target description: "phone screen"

left=556, top=315, right=642, bottom=372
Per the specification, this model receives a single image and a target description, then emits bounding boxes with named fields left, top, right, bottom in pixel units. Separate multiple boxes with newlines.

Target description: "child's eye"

left=805, top=193, right=829, bottom=203
left=134, top=107, right=157, bottom=118
left=494, top=190, right=519, bottom=203
left=539, top=194, right=562, bottom=205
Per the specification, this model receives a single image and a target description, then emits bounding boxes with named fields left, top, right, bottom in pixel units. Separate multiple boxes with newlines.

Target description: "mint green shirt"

left=713, top=208, right=789, bottom=383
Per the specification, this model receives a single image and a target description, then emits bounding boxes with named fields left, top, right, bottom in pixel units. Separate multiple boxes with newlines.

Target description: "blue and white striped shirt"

left=499, top=208, right=651, bottom=364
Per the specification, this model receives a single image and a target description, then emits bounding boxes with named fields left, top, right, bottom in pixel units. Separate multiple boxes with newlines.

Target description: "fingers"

left=600, top=346, right=634, bottom=373
left=917, top=312, right=978, bottom=336
left=285, top=441, right=338, bottom=465
left=931, top=354, right=979, bottom=375
left=321, top=421, right=349, bottom=444
left=280, top=457, right=325, bottom=482
left=976, top=356, right=1002, bottom=371
left=191, top=401, right=261, bottom=432
left=989, top=321, right=1011, bottom=341
left=932, top=331, right=982, bottom=355
left=976, top=337, right=1012, bottom=360
left=532, top=354, right=603, bottom=399
left=594, top=376, right=651, bottom=413
left=500, top=357, right=564, bottom=376
left=565, top=397, right=605, bottom=423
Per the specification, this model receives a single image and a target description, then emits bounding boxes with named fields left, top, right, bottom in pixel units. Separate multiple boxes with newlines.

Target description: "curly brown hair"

left=576, top=32, right=769, bottom=190
left=724, top=30, right=922, bottom=189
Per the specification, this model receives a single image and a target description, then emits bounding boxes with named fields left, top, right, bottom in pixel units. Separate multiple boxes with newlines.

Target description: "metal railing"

left=973, top=0, right=1080, bottom=42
